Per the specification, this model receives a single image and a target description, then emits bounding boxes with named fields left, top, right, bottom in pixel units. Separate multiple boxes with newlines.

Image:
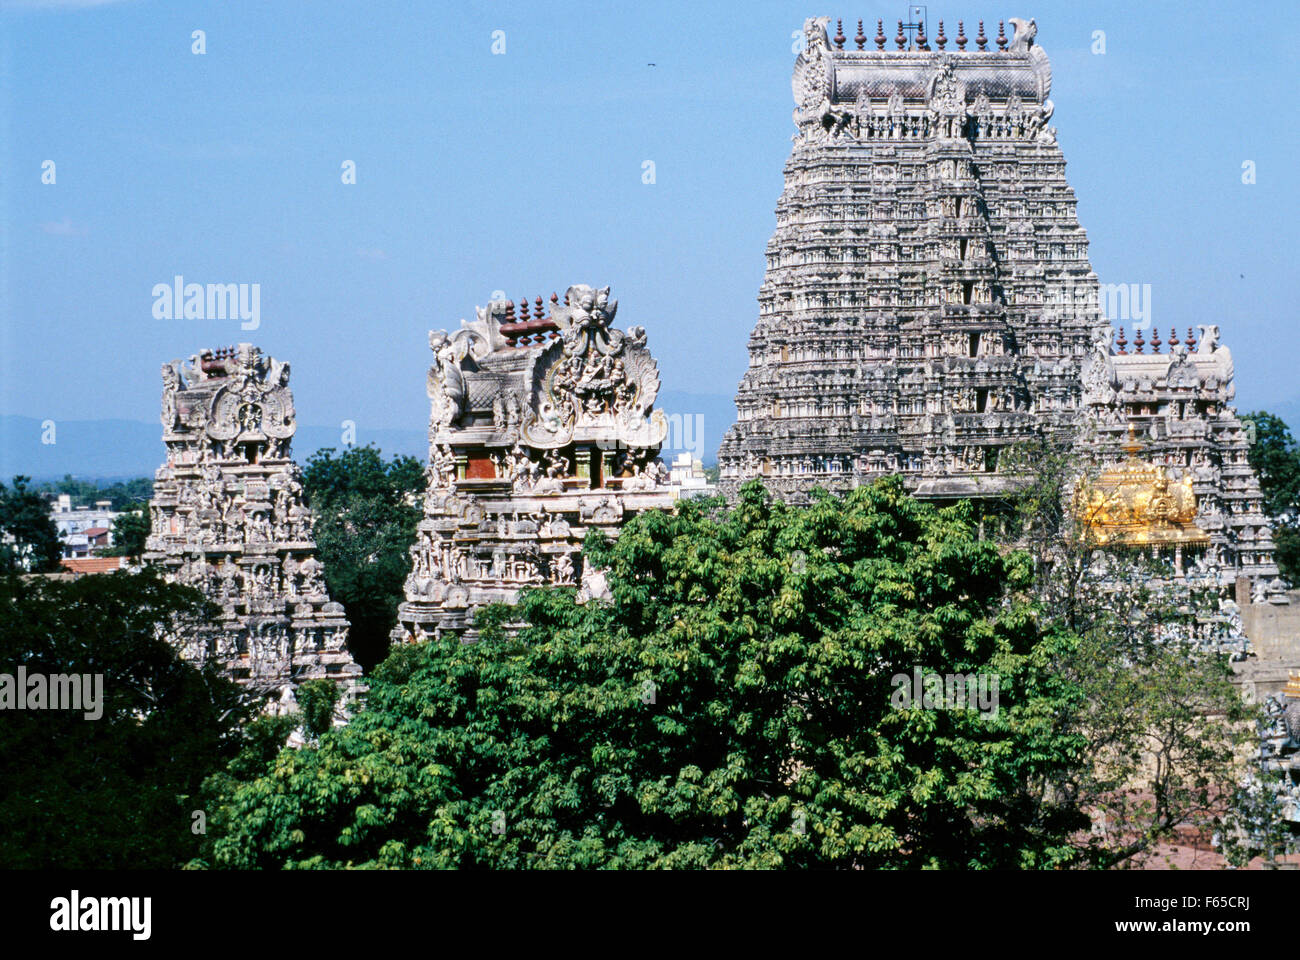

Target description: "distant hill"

left=0, top=415, right=427, bottom=483
left=0, top=392, right=737, bottom=483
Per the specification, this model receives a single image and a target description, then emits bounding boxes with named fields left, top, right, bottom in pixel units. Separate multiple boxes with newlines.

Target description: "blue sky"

left=2, top=0, right=1298, bottom=450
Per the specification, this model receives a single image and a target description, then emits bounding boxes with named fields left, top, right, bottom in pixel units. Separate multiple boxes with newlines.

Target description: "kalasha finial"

left=1122, top=421, right=1143, bottom=457
left=855, top=19, right=866, bottom=49
left=916, top=20, right=928, bottom=50
left=996, top=20, right=1007, bottom=50
left=519, top=298, right=530, bottom=321
left=1133, top=328, right=1145, bottom=353
left=1150, top=327, right=1162, bottom=352
left=936, top=21, right=947, bottom=49
left=896, top=19, right=906, bottom=49
left=550, top=291, right=559, bottom=305
left=504, top=299, right=516, bottom=321
left=956, top=20, right=968, bottom=49
left=834, top=19, right=845, bottom=48
left=875, top=18, right=886, bottom=49
left=1186, top=326, right=1197, bottom=351
left=976, top=20, right=988, bottom=50
left=535, top=294, right=544, bottom=319
left=1116, top=327, right=1128, bottom=354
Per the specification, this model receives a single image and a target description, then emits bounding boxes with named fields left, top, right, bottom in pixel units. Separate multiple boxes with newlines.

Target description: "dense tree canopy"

left=1243, top=410, right=1300, bottom=582
left=0, top=569, right=253, bottom=868
left=34, top=475, right=153, bottom=512
left=301, top=445, right=426, bottom=671
left=1243, top=411, right=1300, bottom=520
left=205, top=478, right=1089, bottom=869
left=1, top=475, right=62, bottom=573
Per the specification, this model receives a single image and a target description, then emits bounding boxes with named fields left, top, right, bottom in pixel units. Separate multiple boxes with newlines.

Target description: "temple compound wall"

left=717, top=16, right=1277, bottom=588
left=395, top=284, right=678, bottom=643
left=143, top=343, right=363, bottom=700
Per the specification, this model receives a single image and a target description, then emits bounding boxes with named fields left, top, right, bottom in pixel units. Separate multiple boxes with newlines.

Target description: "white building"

left=668, top=452, right=714, bottom=498
left=50, top=494, right=119, bottom=558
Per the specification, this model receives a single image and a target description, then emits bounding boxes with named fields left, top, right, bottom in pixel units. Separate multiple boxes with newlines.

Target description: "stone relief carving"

left=524, top=284, right=667, bottom=450
left=144, top=343, right=362, bottom=701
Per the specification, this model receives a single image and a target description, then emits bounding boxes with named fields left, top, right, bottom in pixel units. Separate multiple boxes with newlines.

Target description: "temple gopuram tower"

left=395, top=284, right=679, bottom=643
left=718, top=16, right=1098, bottom=502
left=143, top=343, right=363, bottom=698
left=1082, top=325, right=1280, bottom=587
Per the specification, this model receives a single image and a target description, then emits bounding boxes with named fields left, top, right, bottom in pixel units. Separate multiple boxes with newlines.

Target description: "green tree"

left=1242, top=411, right=1300, bottom=519
left=1242, top=410, right=1300, bottom=583
left=35, top=475, right=153, bottom=512
left=1, top=475, right=62, bottom=573
left=0, top=568, right=255, bottom=868
left=206, top=478, right=1088, bottom=869
left=302, top=445, right=425, bottom=671
left=295, top=677, right=341, bottom=740
left=101, top=501, right=150, bottom=560
left=1001, top=437, right=1261, bottom=868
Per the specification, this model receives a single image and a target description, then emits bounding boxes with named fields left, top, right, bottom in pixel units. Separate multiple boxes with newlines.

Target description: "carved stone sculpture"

left=716, top=16, right=1278, bottom=592
left=143, top=343, right=363, bottom=703
left=395, top=285, right=679, bottom=643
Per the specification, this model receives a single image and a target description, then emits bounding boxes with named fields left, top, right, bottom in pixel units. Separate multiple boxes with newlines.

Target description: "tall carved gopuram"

left=395, top=284, right=678, bottom=643
left=719, top=16, right=1097, bottom=501
left=717, top=15, right=1277, bottom=587
left=143, top=343, right=363, bottom=698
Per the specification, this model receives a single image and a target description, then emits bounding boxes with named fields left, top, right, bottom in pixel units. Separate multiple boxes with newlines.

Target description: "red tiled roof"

left=83, top=527, right=110, bottom=537
left=60, top=556, right=128, bottom=574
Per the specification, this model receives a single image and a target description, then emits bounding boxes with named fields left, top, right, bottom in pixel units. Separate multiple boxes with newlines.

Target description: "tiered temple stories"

left=1083, top=325, right=1277, bottom=585
left=395, top=284, right=678, bottom=642
left=718, top=16, right=1276, bottom=588
left=143, top=344, right=363, bottom=697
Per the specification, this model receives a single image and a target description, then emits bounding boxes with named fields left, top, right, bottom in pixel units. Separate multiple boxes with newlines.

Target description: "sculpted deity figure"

left=428, top=331, right=468, bottom=429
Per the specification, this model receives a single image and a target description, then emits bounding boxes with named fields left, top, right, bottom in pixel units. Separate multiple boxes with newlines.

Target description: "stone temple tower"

left=716, top=14, right=1278, bottom=589
left=143, top=343, right=363, bottom=699
left=395, top=284, right=679, bottom=643
left=718, top=16, right=1098, bottom=503
left=1082, top=324, right=1280, bottom=587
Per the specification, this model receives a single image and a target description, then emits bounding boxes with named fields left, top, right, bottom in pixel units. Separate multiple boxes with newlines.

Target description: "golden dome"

left=1075, top=424, right=1208, bottom=547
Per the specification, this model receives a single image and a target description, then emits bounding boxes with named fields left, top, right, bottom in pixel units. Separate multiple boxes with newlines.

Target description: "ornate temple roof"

left=145, top=343, right=361, bottom=698
left=803, top=16, right=1051, bottom=105
left=719, top=15, right=1092, bottom=501
left=427, top=284, right=668, bottom=458
left=399, top=284, right=677, bottom=643
left=1075, top=424, right=1209, bottom=548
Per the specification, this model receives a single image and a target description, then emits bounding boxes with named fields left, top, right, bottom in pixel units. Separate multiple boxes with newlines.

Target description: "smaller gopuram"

left=143, top=343, right=363, bottom=699
left=395, top=284, right=678, bottom=643
left=1082, top=324, right=1279, bottom=589
left=1074, top=423, right=1210, bottom=576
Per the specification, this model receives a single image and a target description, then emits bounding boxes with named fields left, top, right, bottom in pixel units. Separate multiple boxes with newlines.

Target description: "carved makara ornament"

left=524, top=285, right=665, bottom=449
left=202, top=345, right=296, bottom=458
left=793, top=17, right=834, bottom=133
left=399, top=284, right=679, bottom=644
